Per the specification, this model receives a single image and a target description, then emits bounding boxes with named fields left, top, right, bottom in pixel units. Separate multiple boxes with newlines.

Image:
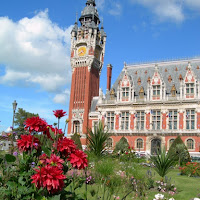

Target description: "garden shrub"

left=114, top=137, right=129, bottom=153
left=71, top=132, right=82, bottom=150
left=179, top=162, right=200, bottom=177
left=168, top=136, right=191, bottom=166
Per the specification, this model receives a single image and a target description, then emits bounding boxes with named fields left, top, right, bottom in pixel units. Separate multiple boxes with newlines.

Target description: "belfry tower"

left=68, top=0, right=106, bottom=144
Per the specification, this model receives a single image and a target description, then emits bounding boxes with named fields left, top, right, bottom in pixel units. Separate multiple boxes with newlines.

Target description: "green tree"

left=71, top=132, right=82, bottom=150
left=150, top=148, right=176, bottom=181
left=114, top=137, right=129, bottom=153
left=87, top=121, right=109, bottom=157
left=168, top=136, right=191, bottom=166
left=14, top=108, right=38, bottom=136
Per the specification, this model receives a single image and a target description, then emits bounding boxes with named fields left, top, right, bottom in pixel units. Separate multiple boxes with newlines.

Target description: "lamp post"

left=11, top=100, right=17, bottom=153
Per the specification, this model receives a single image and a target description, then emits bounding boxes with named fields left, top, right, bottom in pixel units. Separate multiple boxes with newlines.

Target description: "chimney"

left=107, top=64, right=113, bottom=91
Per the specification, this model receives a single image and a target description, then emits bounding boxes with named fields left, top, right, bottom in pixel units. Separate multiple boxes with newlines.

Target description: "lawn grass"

left=74, top=156, right=200, bottom=200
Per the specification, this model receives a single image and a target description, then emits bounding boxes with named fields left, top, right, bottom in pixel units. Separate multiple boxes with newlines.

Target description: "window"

left=121, top=112, right=129, bottom=130
left=186, top=83, right=194, bottom=95
left=73, top=121, right=80, bottom=133
left=186, top=139, right=194, bottom=150
left=106, top=138, right=113, bottom=148
left=186, top=109, right=195, bottom=130
left=93, top=121, right=98, bottom=132
left=168, top=110, right=178, bottom=130
left=136, top=138, right=143, bottom=149
left=136, top=111, right=145, bottom=130
left=122, top=87, right=129, bottom=100
left=152, top=110, right=161, bottom=130
left=169, top=139, right=175, bottom=147
left=107, top=112, right=115, bottom=130
left=153, top=85, right=160, bottom=97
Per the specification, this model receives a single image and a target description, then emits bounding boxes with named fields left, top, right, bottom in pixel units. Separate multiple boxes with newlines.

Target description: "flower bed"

left=179, top=162, right=200, bottom=177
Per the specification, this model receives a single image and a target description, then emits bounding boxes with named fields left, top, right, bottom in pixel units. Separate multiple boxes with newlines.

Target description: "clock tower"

left=68, top=0, right=106, bottom=144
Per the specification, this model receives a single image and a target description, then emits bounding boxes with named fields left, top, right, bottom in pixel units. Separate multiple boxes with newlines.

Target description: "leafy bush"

left=168, top=136, right=191, bottom=166
left=179, top=162, right=200, bottom=177
left=114, top=137, right=129, bottom=153
left=87, top=121, right=109, bottom=157
left=71, top=132, right=82, bottom=150
left=150, top=148, right=176, bottom=179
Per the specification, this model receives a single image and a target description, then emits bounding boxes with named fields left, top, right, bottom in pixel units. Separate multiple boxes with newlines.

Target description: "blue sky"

left=0, top=0, right=200, bottom=133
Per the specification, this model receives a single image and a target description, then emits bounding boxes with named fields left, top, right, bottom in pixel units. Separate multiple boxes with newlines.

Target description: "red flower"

left=39, top=153, right=48, bottom=165
left=17, top=135, right=40, bottom=152
left=46, top=154, right=64, bottom=169
left=56, top=137, right=76, bottom=157
left=43, top=125, right=64, bottom=140
left=31, top=165, right=66, bottom=194
left=53, top=110, right=67, bottom=118
left=68, top=149, right=88, bottom=170
left=25, top=116, right=47, bottom=133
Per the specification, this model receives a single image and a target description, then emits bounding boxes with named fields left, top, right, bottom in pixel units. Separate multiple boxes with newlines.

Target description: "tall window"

left=136, top=138, right=143, bottom=149
left=121, top=112, right=129, bottom=130
left=186, top=139, right=194, bottom=150
left=152, top=110, right=161, bottom=130
left=186, top=83, right=194, bottom=95
left=93, top=121, right=98, bottom=132
left=106, top=138, right=113, bottom=148
left=122, top=87, right=129, bottom=100
left=136, top=111, right=145, bottom=130
left=107, top=112, right=115, bottom=130
left=73, top=121, right=80, bottom=133
left=168, top=110, right=178, bottom=130
left=186, top=109, right=195, bottom=130
left=153, top=85, right=160, bottom=97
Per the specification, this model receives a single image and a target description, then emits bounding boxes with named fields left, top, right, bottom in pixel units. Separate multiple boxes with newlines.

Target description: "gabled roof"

left=110, top=58, right=200, bottom=98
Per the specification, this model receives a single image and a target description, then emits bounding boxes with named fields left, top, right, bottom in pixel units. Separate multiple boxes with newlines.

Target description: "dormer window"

left=122, top=87, right=129, bottom=99
left=153, top=85, right=160, bottom=98
left=184, top=65, right=196, bottom=98
left=186, top=83, right=194, bottom=95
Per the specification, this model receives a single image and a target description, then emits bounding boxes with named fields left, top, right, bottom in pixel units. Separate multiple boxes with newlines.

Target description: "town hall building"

left=68, top=0, right=200, bottom=156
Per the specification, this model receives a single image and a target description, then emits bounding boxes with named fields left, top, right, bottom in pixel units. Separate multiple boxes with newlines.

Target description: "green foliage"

left=150, top=148, right=176, bottom=179
left=179, top=162, right=200, bottom=177
left=95, top=158, right=115, bottom=178
left=87, top=121, right=109, bottom=157
left=71, top=133, right=82, bottom=150
left=14, top=108, right=38, bottom=135
left=168, top=136, right=191, bottom=166
left=114, top=137, right=129, bottom=153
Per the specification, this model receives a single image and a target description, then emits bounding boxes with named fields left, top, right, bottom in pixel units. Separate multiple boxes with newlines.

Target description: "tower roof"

left=79, top=0, right=100, bottom=28
left=86, top=0, right=96, bottom=6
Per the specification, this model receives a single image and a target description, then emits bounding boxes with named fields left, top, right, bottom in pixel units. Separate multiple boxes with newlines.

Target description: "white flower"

left=155, top=193, right=164, bottom=199
left=169, top=198, right=175, bottom=200
left=194, top=198, right=200, bottom=200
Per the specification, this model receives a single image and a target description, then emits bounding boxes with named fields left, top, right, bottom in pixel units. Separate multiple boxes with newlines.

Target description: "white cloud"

left=130, top=0, right=184, bottom=23
left=96, top=0, right=105, bottom=10
left=185, top=0, right=200, bottom=10
left=53, top=89, right=70, bottom=105
left=0, top=10, right=72, bottom=103
left=109, top=2, right=122, bottom=16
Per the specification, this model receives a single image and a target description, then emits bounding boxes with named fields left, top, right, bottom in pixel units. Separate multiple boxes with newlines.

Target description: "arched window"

left=73, top=121, right=80, bottom=133
left=186, top=139, right=194, bottom=150
left=106, top=138, right=113, bottom=148
left=136, top=138, right=143, bottom=149
left=169, top=139, right=175, bottom=147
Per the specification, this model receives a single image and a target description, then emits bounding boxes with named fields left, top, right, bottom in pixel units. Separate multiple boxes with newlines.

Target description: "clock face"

left=78, top=46, right=87, bottom=57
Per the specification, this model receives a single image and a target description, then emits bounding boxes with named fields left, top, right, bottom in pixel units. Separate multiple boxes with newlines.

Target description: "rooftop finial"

left=75, top=12, right=78, bottom=24
left=101, top=18, right=104, bottom=29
